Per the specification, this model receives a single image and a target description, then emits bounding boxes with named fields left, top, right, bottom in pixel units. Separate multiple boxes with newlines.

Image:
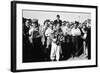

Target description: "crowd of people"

left=23, top=15, right=91, bottom=62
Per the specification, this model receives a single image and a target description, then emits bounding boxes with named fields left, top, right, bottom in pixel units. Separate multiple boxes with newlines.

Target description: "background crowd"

left=22, top=15, right=91, bottom=62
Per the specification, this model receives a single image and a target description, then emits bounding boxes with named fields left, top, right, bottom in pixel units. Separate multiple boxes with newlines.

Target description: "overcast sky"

left=23, top=10, right=91, bottom=25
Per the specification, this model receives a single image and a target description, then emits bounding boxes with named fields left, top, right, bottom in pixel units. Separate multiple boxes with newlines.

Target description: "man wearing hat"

left=71, top=21, right=81, bottom=58
left=54, top=15, right=62, bottom=27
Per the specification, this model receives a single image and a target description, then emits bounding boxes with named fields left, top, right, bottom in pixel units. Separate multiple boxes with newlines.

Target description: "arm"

left=81, top=28, right=87, bottom=39
left=29, top=28, right=34, bottom=43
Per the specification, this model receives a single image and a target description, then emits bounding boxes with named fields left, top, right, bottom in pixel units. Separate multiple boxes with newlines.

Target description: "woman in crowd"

left=84, top=19, right=91, bottom=59
left=28, top=19, right=43, bottom=61
left=45, top=20, right=53, bottom=49
left=23, top=18, right=33, bottom=62
left=43, top=20, right=54, bottom=60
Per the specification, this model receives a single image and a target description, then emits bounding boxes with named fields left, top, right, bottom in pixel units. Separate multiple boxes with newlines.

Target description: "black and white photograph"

left=11, top=1, right=97, bottom=72
left=22, top=10, right=91, bottom=62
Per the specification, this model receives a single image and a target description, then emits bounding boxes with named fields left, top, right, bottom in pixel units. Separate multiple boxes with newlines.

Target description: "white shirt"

left=61, top=26, right=72, bottom=36
left=71, top=27, right=81, bottom=36
left=45, top=27, right=54, bottom=37
left=61, top=26, right=67, bottom=36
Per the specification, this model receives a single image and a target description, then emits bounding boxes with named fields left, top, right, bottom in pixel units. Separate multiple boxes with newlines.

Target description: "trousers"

left=50, top=42, right=61, bottom=61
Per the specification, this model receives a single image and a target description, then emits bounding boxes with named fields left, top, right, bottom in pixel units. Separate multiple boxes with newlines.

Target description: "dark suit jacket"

left=54, top=19, right=62, bottom=26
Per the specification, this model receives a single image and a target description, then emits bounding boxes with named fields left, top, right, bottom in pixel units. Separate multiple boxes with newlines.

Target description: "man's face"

left=74, top=23, right=77, bottom=28
left=32, top=23, right=35, bottom=28
left=25, top=20, right=30, bottom=27
left=57, top=17, right=60, bottom=20
left=50, top=24, right=53, bottom=29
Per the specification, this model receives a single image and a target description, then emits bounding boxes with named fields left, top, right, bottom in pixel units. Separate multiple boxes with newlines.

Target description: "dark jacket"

left=54, top=19, right=62, bottom=26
